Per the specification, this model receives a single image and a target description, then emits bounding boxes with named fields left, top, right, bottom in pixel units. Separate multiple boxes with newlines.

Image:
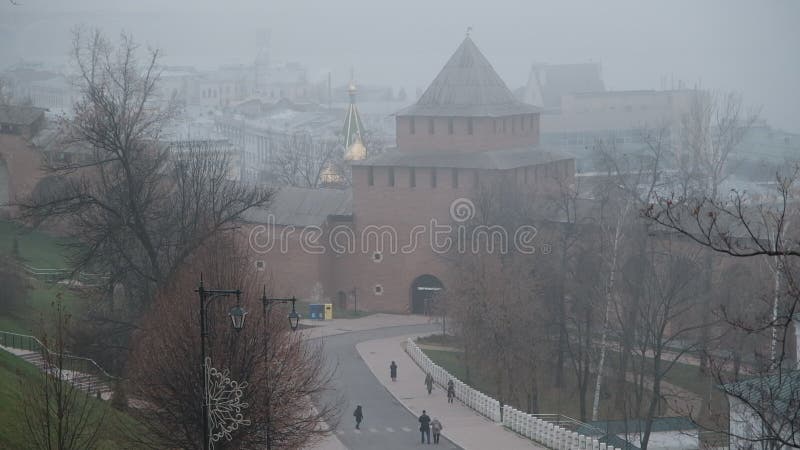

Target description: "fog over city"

left=2, top=2, right=800, bottom=450
left=1, top=0, right=799, bottom=131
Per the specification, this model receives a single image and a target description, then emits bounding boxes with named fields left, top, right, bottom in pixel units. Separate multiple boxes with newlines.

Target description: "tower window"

left=452, top=168, right=459, bottom=188
left=410, top=167, right=416, bottom=187
left=428, top=118, right=435, bottom=134
left=431, top=168, right=437, bottom=188
left=388, top=167, right=395, bottom=187
left=512, top=117, right=516, bottom=134
left=521, top=115, right=525, bottom=131
left=448, top=118, right=454, bottom=135
left=467, top=117, right=474, bottom=135
left=474, top=169, right=479, bottom=187
left=367, top=166, right=374, bottom=186
left=530, top=115, right=535, bottom=129
left=493, top=120, right=498, bottom=134
left=410, top=117, right=416, bottom=135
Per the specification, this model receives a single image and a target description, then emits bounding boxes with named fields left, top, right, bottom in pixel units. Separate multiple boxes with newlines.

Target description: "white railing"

left=503, top=406, right=621, bottom=450
left=21, top=264, right=109, bottom=286
left=405, top=338, right=622, bottom=450
left=405, top=338, right=501, bottom=422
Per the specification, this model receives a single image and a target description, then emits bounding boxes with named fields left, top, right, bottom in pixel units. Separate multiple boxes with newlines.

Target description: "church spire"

left=342, top=71, right=367, bottom=160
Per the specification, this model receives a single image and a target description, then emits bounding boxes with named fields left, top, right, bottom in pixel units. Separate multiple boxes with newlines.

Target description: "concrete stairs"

left=16, top=351, right=113, bottom=398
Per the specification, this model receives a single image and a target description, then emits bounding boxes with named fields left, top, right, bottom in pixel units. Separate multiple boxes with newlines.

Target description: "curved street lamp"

left=260, top=288, right=301, bottom=332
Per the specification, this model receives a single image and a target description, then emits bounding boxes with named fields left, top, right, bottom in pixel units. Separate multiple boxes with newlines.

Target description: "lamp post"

left=259, top=288, right=300, bottom=449
left=260, top=289, right=300, bottom=332
left=196, top=277, right=245, bottom=450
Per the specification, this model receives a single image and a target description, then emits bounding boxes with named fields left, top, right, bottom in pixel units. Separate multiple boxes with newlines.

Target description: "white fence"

left=405, top=338, right=501, bottom=422
left=503, top=407, right=621, bottom=450
left=405, top=338, right=622, bottom=450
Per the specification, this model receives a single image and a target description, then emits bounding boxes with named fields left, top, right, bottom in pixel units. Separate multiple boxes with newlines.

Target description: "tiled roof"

left=721, top=370, right=800, bottom=416
left=351, top=146, right=572, bottom=170
left=0, top=105, right=46, bottom=126
left=242, top=186, right=352, bottom=227
left=397, top=36, right=540, bottom=118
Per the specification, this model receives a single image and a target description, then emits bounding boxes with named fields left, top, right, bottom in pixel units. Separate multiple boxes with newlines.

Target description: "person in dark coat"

left=390, top=360, right=398, bottom=381
left=425, top=373, right=434, bottom=395
left=353, top=405, right=363, bottom=429
left=419, top=410, right=431, bottom=444
left=447, top=379, right=455, bottom=404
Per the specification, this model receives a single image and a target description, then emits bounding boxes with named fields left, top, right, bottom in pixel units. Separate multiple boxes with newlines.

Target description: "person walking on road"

left=353, top=405, right=363, bottom=430
left=419, top=410, right=431, bottom=444
left=447, top=379, right=455, bottom=404
left=390, top=360, right=397, bottom=382
left=425, top=373, right=434, bottom=395
left=431, top=417, right=443, bottom=444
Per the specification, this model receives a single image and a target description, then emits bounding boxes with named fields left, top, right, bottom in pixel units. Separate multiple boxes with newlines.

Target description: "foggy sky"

left=1, top=0, right=798, bottom=132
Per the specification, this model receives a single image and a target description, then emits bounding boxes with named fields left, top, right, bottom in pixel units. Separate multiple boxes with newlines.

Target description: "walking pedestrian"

left=425, top=373, right=434, bottom=395
left=390, top=360, right=397, bottom=382
left=419, top=410, right=431, bottom=444
left=353, top=405, right=363, bottom=429
left=447, top=379, right=455, bottom=404
left=431, top=417, right=443, bottom=444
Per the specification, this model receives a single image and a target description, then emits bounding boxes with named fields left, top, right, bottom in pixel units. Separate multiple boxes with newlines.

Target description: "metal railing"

left=0, top=330, right=117, bottom=382
left=20, top=264, right=109, bottom=286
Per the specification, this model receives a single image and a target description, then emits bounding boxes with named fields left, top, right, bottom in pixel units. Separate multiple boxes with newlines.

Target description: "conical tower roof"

left=398, top=36, right=540, bottom=117
left=342, top=80, right=366, bottom=151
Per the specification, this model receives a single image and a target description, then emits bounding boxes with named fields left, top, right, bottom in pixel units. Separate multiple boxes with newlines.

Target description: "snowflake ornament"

left=205, top=357, right=251, bottom=446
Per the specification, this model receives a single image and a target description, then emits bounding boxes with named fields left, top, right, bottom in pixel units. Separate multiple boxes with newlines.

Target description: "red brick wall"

left=0, top=134, right=46, bottom=217
left=396, top=114, right=540, bottom=153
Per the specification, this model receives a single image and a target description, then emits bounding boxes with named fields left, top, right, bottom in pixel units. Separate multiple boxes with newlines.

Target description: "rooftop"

left=397, top=36, right=540, bottom=118
left=242, top=186, right=352, bottom=227
left=351, top=146, right=572, bottom=170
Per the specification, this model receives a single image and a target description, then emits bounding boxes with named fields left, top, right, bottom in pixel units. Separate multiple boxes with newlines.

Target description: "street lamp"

left=258, top=287, right=300, bottom=450
left=229, top=305, right=248, bottom=330
left=196, top=276, right=245, bottom=450
left=260, top=287, right=300, bottom=331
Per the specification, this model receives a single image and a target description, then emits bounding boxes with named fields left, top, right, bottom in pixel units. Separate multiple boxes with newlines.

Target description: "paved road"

left=318, top=323, right=460, bottom=450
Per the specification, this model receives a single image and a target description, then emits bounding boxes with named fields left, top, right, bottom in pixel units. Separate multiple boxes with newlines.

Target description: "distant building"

left=539, top=89, right=697, bottom=172
left=162, top=122, right=243, bottom=181
left=520, top=62, right=605, bottom=109
left=1, top=66, right=76, bottom=113
left=214, top=101, right=344, bottom=183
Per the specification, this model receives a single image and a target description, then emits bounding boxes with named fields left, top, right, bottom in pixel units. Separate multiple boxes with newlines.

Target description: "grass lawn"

left=0, top=220, right=87, bottom=335
left=1, top=280, right=87, bottom=335
left=0, top=220, right=75, bottom=268
left=421, top=347, right=639, bottom=421
left=0, top=350, right=144, bottom=449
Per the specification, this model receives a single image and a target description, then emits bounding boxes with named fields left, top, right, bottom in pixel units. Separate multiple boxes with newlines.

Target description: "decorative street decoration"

left=205, top=357, right=250, bottom=446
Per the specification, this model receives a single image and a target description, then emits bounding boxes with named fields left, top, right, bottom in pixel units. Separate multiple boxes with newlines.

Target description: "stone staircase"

left=1, top=331, right=115, bottom=400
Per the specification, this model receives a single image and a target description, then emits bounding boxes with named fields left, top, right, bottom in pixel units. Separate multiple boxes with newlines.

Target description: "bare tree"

left=19, top=298, right=106, bottom=450
left=616, top=238, right=709, bottom=450
left=273, top=132, right=342, bottom=188
left=16, top=30, right=272, bottom=368
left=125, top=237, right=340, bottom=449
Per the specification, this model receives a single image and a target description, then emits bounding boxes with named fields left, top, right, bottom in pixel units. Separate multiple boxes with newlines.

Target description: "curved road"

left=319, top=324, right=460, bottom=450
